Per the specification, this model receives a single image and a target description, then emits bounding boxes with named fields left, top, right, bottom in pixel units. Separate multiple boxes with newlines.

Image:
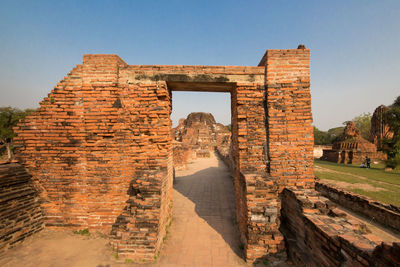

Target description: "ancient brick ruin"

left=281, top=187, right=400, bottom=266
left=2, top=46, right=399, bottom=265
left=321, top=121, right=386, bottom=164
left=172, top=112, right=231, bottom=169
left=10, top=46, right=313, bottom=262
left=0, top=164, right=44, bottom=251
left=370, top=105, right=394, bottom=150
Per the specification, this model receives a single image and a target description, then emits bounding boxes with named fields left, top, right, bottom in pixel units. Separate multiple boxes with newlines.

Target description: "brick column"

left=261, top=45, right=314, bottom=189
left=232, top=83, right=284, bottom=262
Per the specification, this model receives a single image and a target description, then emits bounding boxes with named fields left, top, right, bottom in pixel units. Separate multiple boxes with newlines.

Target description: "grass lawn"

left=314, top=159, right=400, bottom=206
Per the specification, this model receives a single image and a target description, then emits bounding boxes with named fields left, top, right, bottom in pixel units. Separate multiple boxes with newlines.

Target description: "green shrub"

left=73, top=228, right=90, bottom=236
left=386, top=154, right=400, bottom=169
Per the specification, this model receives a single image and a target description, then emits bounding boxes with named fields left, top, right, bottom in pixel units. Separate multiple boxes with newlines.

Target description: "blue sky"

left=1, top=0, right=399, bottom=130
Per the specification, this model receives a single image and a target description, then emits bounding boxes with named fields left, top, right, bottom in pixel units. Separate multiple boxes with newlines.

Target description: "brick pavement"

left=157, top=153, right=246, bottom=266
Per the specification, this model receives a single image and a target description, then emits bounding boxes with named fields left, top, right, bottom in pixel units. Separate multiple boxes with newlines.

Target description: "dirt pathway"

left=157, top=152, right=245, bottom=266
left=0, top=153, right=245, bottom=267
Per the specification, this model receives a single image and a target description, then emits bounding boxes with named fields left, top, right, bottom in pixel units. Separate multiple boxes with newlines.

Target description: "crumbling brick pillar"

left=233, top=46, right=313, bottom=263
left=232, top=83, right=284, bottom=262
left=260, top=46, right=314, bottom=188
left=231, top=83, right=268, bottom=259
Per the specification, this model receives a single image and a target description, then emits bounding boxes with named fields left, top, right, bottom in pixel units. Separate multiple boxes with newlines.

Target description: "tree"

left=327, top=127, right=345, bottom=143
left=351, top=112, right=372, bottom=140
left=383, top=96, right=400, bottom=168
left=0, top=107, right=33, bottom=160
left=313, top=126, right=331, bottom=145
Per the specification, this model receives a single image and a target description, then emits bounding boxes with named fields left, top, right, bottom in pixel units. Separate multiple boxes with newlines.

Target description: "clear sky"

left=1, top=0, right=399, bottom=130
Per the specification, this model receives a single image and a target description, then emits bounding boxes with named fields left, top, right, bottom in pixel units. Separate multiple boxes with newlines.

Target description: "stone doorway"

left=165, top=88, right=241, bottom=264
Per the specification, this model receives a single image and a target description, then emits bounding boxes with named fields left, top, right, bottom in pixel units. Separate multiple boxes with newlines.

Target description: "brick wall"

left=215, top=146, right=233, bottom=172
left=262, top=47, right=314, bottom=189
left=13, top=47, right=315, bottom=262
left=280, top=188, right=400, bottom=266
left=14, top=55, right=173, bottom=261
left=316, top=181, right=400, bottom=232
left=230, top=81, right=287, bottom=262
left=0, top=163, right=44, bottom=252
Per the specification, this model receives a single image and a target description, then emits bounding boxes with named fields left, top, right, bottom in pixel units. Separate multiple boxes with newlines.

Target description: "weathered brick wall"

left=231, top=82, right=286, bottom=262
left=280, top=188, right=400, bottom=266
left=0, top=163, right=44, bottom=251
left=316, top=181, right=400, bottom=232
left=241, top=173, right=285, bottom=261
left=235, top=84, right=268, bottom=174
left=215, top=146, right=233, bottom=171
left=261, top=47, right=314, bottom=189
left=230, top=46, right=314, bottom=263
left=13, top=47, right=315, bottom=262
left=14, top=55, right=173, bottom=260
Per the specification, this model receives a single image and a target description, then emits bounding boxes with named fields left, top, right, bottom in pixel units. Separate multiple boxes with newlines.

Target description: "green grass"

left=72, top=228, right=90, bottom=236
left=351, top=188, right=400, bottom=206
left=314, top=159, right=400, bottom=206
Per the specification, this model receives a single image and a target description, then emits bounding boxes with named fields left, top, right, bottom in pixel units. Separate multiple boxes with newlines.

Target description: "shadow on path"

left=173, top=154, right=243, bottom=259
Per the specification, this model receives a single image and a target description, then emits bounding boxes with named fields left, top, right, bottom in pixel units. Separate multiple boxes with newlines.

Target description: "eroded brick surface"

left=0, top=163, right=44, bottom=252
left=316, top=181, right=400, bottom=232
left=172, top=112, right=231, bottom=170
left=13, top=47, right=314, bottom=262
left=280, top=188, right=400, bottom=266
left=370, top=105, right=394, bottom=149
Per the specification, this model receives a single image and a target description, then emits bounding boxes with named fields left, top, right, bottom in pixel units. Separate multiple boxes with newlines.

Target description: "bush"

left=386, top=155, right=400, bottom=169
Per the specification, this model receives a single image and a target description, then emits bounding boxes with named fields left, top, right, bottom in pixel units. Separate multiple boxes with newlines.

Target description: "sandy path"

left=0, top=230, right=115, bottom=267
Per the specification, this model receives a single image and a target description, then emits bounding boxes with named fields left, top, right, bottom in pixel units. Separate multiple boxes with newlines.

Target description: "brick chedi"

left=322, top=121, right=386, bottom=164
left=370, top=105, right=394, bottom=149
left=172, top=112, right=231, bottom=168
left=13, top=46, right=314, bottom=263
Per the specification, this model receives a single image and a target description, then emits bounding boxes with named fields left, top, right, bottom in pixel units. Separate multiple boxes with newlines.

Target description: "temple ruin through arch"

left=13, top=46, right=313, bottom=262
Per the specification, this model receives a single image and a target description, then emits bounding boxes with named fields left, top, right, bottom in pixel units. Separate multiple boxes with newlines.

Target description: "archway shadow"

left=173, top=154, right=243, bottom=259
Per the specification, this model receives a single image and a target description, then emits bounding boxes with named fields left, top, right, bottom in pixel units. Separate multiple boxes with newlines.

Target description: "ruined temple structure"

left=370, top=105, right=394, bottom=150
left=12, top=46, right=315, bottom=262
left=322, top=121, right=386, bottom=164
left=172, top=112, right=231, bottom=169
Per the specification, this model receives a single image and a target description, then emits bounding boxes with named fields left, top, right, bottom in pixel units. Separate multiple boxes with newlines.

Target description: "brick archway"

left=14, top=47, right=313, bottom=262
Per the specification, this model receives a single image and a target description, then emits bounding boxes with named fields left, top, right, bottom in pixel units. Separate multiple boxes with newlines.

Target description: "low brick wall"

left=315, top=181, right=400, bottom=232
left=280, top=188, right=400, bottom=266
left=215, top=146, right=233, bottom=172
left=0, top=163, right=44, bottom=251
left=314, top=145, right=332, bottom=159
